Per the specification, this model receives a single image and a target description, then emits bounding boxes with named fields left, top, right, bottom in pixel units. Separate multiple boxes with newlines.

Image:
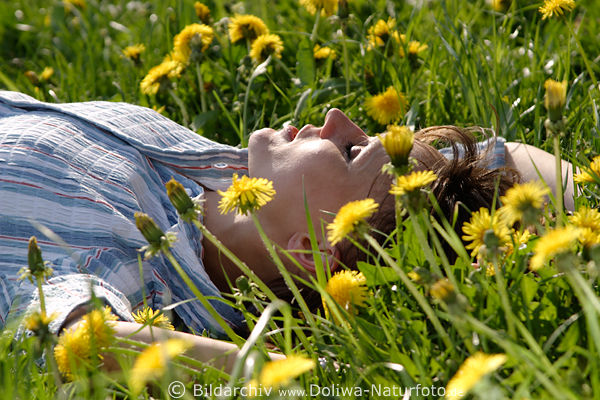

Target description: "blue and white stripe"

left=0, top=91, right=247, bottom=335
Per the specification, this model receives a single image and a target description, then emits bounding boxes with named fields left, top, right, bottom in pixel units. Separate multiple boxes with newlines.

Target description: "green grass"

left=2, top=0, right=600, bottom=398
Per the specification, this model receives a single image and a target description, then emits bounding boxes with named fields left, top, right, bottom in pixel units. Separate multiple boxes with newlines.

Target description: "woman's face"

left=248, top=109, right=390, bottom=242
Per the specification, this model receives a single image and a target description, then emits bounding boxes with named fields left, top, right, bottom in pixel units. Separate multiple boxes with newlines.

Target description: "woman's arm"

left=504, top=142, right=576, bottom=211
left=112, top=322, right=285, bottom=374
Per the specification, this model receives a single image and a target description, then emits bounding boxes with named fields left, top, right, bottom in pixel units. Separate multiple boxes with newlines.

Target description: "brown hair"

left=337, top=125, right=519, bottom=269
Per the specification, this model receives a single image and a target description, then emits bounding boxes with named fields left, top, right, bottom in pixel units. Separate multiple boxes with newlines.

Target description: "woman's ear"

left=287, top=232, right=340, bottom=274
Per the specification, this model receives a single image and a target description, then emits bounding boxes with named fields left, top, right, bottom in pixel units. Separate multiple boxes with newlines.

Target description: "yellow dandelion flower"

left=129, top=339, right=190, bottom=395
left=313, top=44, right=336, bottom=60
left=544, top=79, right=568, bottom=121
left=399, top=40, right=428, bottom=58
left=132, top=306, right=175, bottom=330
left=249, top=33, right=284, bottom=63
left=54, top=327, right=90, bottom=380
left=299, top=0, right=338, bottom=16
left=574, top=155, right=600, bottom=184
left=326, top=198, right=379, bottom=245
left=499, top=181, right=550, bottom=225
left=577, top=228, right=600, bottom=248
left=569, top=207, right=600, bottom=231
left=228, top=15, right=269, bottom=44
left=569, top=207, right=600, bottom=247
left=529, top=225, right=580, bottom=271
left=257, top=355, right=315, bottom=389
left=446, top=352, right=507, bottom=400
left=152, top=105, right=166, bottom=115
left=408, top=270, right=422, bottom=283
left=365, top=86, right=408, bottom=125
left=81, top=306, right=118, bottom=347
left=539, top=0, right=576, bottom=19
left=53, top=306, right=117, bottom=379
left=506, top=228, right=532, bottom=255
left=40, top=67, right=54, bottom=82
left=24, top=311, right=56, bottom=339
left=430, top=279, right=455, bottom=301
left=140, top=60, right=181, bottom=95
left=194, top=2, right=211, bottom=24
left=323, top=270, right=368, bottom=319
left=378, top=125, right=414, bottom=168
left=173, top=24, right=214, bottom=64
left=367, top=18, right=399, bottom=49
left=122, top=44, right=146, bottom=62
left=462, top=208, right=511, bottom=258
left=218, top=173, right=276, bottom=215
left=389, top=170, right=437, bottom=196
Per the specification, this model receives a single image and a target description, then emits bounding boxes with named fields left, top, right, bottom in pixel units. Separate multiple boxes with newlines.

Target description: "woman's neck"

left=201, top=191, right=268, bottom=292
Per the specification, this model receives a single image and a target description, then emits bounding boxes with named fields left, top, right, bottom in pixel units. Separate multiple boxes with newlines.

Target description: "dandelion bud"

left=24, top=70, right=39, bottom=85
left=483, top=229, right=502, bottom=255
left=135, top=212, right=164, bottom=247
left=27, top=237, right=45, bottom=277
left=378, top=125, right=414, bottom=171
left=166, top=178, right=201, bottom=222
left=134, top=212, right=177, bottom=258
left=491, top=0, right=511, bottom=12
left=544, top=79, right=567, bottom=123
left=20, top=236, right=53, bottom=284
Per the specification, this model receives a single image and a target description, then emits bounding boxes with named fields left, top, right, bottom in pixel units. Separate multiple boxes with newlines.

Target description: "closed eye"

left=345, top=141, right=368, bottom=160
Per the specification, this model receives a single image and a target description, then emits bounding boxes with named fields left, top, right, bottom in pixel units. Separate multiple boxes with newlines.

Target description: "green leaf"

left=557, top=322, right=580, bottom=352
left=357, top=262, right=401, bottom=286
left=296, top=38, right=315, bottom=86
left=520, top=275, right=539, bottom=305
left=356, top=317, right=386, bottom=342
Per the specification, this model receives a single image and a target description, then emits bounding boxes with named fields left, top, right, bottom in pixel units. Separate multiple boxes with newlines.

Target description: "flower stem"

left=249, top=214, right=319, bottom=333
left=310, top=9, right=321, bottom=43
left=492, top=257, right=516, bottom=339
left=36, top=278, right=46, bottom=315
left=195, top=64, right=207, bottom=113
left=341, top=22, right=350, bottom=95
left=193, top=219, right=313, bottom=349
left=552, top=133, right=564, bottom=225
left=169, top=89, right=189, bottom=127
left=194, top=222, right=276, bottom=300
left=363, top=234, right=456, bottom=355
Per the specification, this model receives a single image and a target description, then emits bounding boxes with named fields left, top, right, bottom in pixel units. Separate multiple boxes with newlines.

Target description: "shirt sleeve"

left=438, top=136, right=506, bottom=169
left=14, top=274, right=134, bottom=335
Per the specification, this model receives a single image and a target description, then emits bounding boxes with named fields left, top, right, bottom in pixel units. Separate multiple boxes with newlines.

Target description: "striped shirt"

left=0, top=91, right=247, bottom=335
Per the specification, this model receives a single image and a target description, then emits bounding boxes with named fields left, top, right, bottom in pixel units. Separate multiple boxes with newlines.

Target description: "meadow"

left=1, top=0, right=600, bottom=398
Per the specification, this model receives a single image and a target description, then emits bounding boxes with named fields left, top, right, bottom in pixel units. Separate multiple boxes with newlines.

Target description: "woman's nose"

left=320, top=108, right=366, bottom=142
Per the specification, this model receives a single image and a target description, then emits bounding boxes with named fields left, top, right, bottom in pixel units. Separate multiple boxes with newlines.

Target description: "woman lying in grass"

left=0, top=90, right=574, bottom=372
